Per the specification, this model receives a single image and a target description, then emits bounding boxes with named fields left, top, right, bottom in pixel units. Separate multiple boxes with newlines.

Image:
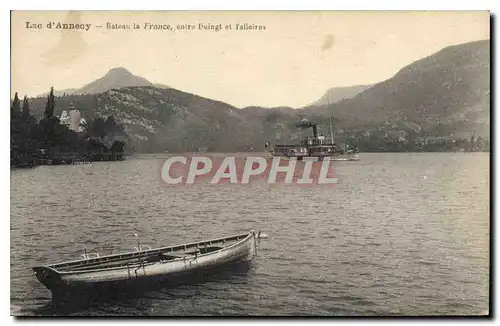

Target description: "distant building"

left=69, top=110, right=81, bottom=131
left=60, top=107, right=84, bottom=132
left=414, top=137, right=426, bottom=146
left=425, top=136, right=440, bottom=144
left=60, top=110, right=70, bottom=127
left=386, top=130, right=408, bottom=142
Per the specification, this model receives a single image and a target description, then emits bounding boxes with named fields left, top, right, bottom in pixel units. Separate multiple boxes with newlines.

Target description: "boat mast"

left=328, top=93, right=335, bottom=144
left=329, top=115, right=335, bottom=144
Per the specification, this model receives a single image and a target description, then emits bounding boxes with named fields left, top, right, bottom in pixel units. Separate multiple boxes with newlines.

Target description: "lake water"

left=10, top=153, right=490, bottom=316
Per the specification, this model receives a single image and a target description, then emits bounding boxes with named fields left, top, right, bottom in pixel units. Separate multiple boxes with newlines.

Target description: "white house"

left=69, top=110, right=81, bottom=131
left=60, top=108, right=83, bottom=132
left=60, top=110, right=70, bottom=126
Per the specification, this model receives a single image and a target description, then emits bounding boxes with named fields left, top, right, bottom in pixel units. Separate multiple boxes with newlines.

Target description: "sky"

left=11, top=11, right=489, bottom=108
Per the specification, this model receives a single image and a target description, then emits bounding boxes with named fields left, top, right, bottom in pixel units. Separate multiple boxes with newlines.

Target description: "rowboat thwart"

left=33, top=230, right=258, bottom=299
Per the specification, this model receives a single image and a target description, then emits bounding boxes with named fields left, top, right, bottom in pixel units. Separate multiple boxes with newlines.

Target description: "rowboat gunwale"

left=57, top=232, right=252, bottom=275
left=35, top=231, right=255, bottom=275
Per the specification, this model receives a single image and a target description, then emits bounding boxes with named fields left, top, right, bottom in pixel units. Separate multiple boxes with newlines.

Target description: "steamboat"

left=266, top=118, right=360, bottom=161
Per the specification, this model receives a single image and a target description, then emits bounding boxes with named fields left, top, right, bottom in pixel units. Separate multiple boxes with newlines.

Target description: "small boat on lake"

left=33, top=230, right=258, bottom=301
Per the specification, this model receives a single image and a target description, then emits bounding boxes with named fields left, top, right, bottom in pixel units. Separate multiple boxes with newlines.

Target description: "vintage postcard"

left=10, top=10, right=490, bottom=316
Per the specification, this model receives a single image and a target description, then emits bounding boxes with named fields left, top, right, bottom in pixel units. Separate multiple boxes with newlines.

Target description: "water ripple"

left=10, top=153, right=490, bottom=316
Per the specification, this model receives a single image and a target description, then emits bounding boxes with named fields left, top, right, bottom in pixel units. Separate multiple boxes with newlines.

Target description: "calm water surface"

left=10, top=153, right=490, bottom=316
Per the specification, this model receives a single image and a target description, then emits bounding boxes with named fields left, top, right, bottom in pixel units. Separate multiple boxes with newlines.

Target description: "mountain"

left=303, top=39, right=490, bottom=137
left=26, top=86, right=307, bottom=152
left=77, top=67, right=164, bottom=94
left=49, top=88, right=78, bottom=97
left=38, top=67, right=170, bottom=97
left=153, top=83, right=170, bottom=89
left=310, top=84, right=373, bottom=106
left=25, top=40, right=490, bottom=152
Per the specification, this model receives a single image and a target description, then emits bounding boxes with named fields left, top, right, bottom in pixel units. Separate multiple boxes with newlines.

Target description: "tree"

left=22, top=95, right=30, bottom=118
left=88, top=117, right=107, bottom=138
left=45, top=87, right=55, bottom=118
left=11, top=92, right=20, bottom=118
left=104, top=115, right=125, bottom=134
left=104, top=115, right=117, bottom=129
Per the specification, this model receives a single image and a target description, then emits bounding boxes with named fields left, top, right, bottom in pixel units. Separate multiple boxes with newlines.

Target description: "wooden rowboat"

left=33, top=230, right=258, bottom=300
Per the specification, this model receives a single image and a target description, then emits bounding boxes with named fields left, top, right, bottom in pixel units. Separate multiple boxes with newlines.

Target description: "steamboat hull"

left=271, top=152, right=359, bottom=161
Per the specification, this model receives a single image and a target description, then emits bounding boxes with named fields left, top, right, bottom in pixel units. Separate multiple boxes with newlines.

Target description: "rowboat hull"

left=33, top=231, right=257, bottom=301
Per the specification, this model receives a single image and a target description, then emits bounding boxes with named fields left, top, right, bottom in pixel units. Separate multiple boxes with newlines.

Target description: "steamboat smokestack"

left=312, top=125, right=318, bottom=138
